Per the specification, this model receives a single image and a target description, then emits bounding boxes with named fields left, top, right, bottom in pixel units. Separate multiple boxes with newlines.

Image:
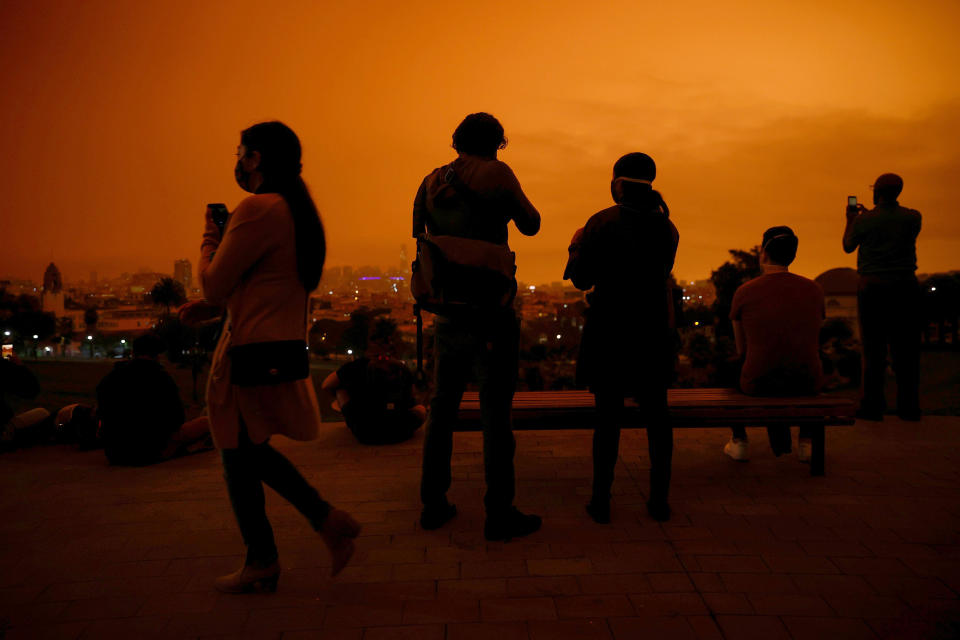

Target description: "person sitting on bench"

left=322, top=342, right=426, bottom=445
left=725, top=226, right=825, bottom=462
left=565, top=152, right=679, bottom=523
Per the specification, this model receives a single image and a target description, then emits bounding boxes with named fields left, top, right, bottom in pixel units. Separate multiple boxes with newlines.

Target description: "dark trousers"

left=592, top=391, right=672, bottom=506
left=857, top=275, right=921, bottom=416
left=731, top=425, right=812, bottom=456
left=221, top=422, right=331, bottom=567
left=420, top=310, right=519, bottom=517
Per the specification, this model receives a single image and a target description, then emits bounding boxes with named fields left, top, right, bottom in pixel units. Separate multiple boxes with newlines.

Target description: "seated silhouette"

left=724, top=226, right=824, bottom=462
left=97, top=333, right=210, bottom=465
left=323, top=342, right=425, bottom=445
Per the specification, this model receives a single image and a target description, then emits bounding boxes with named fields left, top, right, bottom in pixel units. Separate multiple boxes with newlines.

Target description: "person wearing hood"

left=565, top=152, right=679, bottom=523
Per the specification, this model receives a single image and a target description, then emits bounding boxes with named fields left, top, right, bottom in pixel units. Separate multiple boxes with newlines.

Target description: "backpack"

left=409, top=166, right=518, bottom=384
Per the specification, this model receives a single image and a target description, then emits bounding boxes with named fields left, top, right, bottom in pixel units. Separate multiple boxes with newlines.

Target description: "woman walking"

left=190, top=121, right=359, bottom=593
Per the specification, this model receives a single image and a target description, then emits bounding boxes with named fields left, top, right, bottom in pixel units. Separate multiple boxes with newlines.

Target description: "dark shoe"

left=484, top=508, right=542, bottom=541
left=646, top=499, right=671, bottom=522
left=320, top=509, right=362, bottom=577
left=585, top=500, right=610, bottom=525
left=855, top=408, right=884, bottom=422
left=420, top=503, right=457, bottom=530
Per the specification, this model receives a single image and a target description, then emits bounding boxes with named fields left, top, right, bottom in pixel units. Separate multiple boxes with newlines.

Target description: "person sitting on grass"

left=96, top=333, right=211, bottom=465
left=724, top=226, right=825, bottom=463
left=321, top=341, right=426, bottom=445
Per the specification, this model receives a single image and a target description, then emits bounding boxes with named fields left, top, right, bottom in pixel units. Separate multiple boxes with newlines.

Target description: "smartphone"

left=2, top=344, right=13, bottom=360
left=847, top=195, right=857, bottom=207
left=207, top=203, right=230, bottom=233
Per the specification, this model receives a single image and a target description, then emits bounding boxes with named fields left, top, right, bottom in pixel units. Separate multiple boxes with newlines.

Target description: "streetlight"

left=87, top=335, right=93, bottom=341
left=347, top=349, right=353, bottom=355
left=120, top=339, right=126, bottom=344
left=2, top=330, right=9, bottom=337
left=32, top=334, right=38, bottom=339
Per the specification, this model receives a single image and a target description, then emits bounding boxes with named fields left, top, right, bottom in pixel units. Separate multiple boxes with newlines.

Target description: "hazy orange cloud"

left=1, top=0, right=958, bottom=286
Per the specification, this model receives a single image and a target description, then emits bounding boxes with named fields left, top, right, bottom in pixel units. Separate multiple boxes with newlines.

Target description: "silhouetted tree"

left=921, top=274, right=960, bottom=346
left=150, top=277, right=187, bottom=317
left=83, top=307, right=98, bottom=357
left=56, top=317, right=74, bottom=356
left=710, top=247, right=761, bottom=338
left=339, top=307, right=372, bottom=356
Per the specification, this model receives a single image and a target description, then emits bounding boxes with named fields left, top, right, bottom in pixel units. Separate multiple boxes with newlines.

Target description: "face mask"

left=235, top=159, right=253, bottom=193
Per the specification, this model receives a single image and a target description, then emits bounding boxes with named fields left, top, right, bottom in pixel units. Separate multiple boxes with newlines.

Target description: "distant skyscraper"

left=174, top=259, right=192, bottom=292
left=42, top=262, right=65, bottom=317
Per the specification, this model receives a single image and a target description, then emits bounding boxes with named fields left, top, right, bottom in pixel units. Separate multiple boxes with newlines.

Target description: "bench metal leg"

left=810, top=423, right=825, bottom=477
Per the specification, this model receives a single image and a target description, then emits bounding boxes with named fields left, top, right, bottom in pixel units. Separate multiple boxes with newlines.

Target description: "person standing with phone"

left=187, top=121, right=359, bottom=593
left=842, top=173, right=923, bottom=421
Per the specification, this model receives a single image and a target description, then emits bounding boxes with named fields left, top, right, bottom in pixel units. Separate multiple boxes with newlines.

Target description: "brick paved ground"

left=1, top=417, right=959, bottom=639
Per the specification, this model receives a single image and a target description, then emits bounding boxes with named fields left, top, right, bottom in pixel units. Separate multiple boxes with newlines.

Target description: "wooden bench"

left=456, top=389, right=856, bottom=476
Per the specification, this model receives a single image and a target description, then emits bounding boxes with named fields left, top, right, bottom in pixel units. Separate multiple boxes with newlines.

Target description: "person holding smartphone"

left=191, top=121, right=359, bottom=593
left=842, top=173, right=923, bottom=421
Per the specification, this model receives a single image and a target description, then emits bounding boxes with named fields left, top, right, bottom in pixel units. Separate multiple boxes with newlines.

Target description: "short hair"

left=873, top=173, right=903, bottom=201
left=613, top=152, right=656, bottom=181
left=132, top=333, right=164, bottom=358
left=452, top=113, right=507, bottom=157
left=761, top=226, right=798, bottom=267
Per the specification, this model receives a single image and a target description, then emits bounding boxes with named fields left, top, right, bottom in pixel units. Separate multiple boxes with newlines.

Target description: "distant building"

left=174, top=259, right=192, bottom=292
left=42, top=262, right=65, bottom=317
left=815, top=267, right=859, bottom=338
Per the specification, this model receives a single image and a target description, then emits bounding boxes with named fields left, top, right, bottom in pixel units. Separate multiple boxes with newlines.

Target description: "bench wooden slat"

left=455, top=389, right=856, bottom=429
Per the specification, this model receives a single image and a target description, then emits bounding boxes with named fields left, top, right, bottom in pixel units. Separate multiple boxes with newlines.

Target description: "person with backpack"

left=564, top=153, right=679, bottom=523
left=412, top=112, right=542, bottom=541
left=322, top=342, right=426, bottom=445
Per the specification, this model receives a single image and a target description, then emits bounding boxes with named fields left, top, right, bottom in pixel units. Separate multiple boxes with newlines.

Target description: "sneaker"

left=484, top=508, right=542, bottom=541
left=797, top=438, right=812, bottom=463
left=585, top=500, right=611, bottom=524
left=723, top=438, right=749, bottom=461
left=646, top=499, right=671, bottom=522
left=420, top=503, right=457, bottom=530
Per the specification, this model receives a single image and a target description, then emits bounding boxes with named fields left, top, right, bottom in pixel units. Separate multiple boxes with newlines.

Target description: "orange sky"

left=1, top=0, right=959, bottom=286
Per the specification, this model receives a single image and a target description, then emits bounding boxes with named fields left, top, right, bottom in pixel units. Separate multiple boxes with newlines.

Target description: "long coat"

left=564, top=202, right=679, bottom=399
left=200, top=193, right=321, bottom=449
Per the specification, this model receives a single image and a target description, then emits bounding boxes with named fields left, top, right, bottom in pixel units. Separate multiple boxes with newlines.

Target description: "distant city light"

left=32, top=334, right=38, bottom=339
left=930, top=286, right=937, bottom=292
left=347, top=349, right=353, bottom=355
left=556, top=334, right=562, bottom=339
left=328, top=291, right=333, bottom=295
left=529, top=285, right=535, bottom=291
left=87, top=335, right=93, bottom=340
left=44, top=347, right=52, bottom=352
left=694, top=321, right=700, bottom=326
left=120, top=339, right=126, bottom=344
left=2, top=330, right=9, bottom=336
left=358, top=277, right=380, bottom=281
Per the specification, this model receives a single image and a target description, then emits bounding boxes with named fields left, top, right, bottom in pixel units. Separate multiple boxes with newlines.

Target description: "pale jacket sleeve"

left=199, top=198, right=272, bottom=306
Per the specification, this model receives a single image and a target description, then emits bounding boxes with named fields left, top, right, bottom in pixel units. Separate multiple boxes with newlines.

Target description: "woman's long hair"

left=240, top=121, right=326, bottom=292
left=613, top=152, right=670, bottom=218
